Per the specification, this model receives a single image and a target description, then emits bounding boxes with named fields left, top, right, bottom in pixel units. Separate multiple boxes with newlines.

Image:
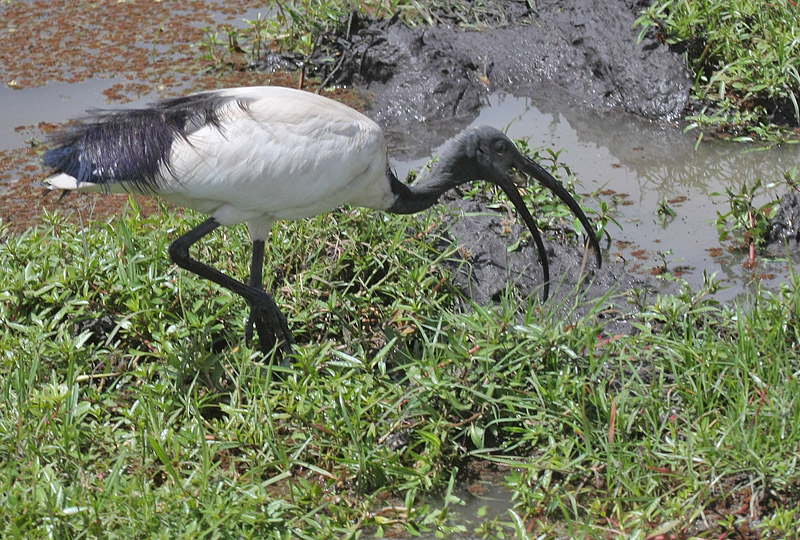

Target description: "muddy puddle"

left=0, top=2, right=266, bottom=152
left=376, top=93, right=800, bottom=536
left=391, top=92, right=800, bottom=304
left=5, top=0, right=796, bottom=305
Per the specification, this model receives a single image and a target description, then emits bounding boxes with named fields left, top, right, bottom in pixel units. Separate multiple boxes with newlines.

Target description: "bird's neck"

left=386, top=148, right=473, bottom=215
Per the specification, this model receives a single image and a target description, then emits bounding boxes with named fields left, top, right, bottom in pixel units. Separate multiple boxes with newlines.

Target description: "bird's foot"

left=245, top=292, right=294, bottom=359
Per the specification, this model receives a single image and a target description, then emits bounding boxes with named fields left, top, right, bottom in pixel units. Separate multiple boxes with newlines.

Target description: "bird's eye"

left=493, top=140, right=507, bottom=154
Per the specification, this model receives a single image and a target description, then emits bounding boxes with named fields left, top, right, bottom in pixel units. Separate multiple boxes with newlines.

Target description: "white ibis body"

left=44, top=86, right=601, bottom=354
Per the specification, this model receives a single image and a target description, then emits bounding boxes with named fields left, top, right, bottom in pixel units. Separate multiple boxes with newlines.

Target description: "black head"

left=447, top=126, right=602, bottom=300
left=453, top=126, right=521, bottom=183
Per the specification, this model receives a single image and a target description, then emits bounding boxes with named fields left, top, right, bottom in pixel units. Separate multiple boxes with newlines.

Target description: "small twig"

left=448, top=412, right=482, bottom=428
left=75, top=372, right=123, bottom=383
left=608, top=398, right=616, bottom=445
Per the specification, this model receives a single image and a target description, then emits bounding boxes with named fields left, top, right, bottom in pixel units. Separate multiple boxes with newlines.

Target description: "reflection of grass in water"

left=1, top=200, right=799, bottom=538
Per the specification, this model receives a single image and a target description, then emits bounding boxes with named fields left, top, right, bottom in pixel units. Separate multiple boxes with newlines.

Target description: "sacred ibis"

left=44, top=86, right=601, bottom=354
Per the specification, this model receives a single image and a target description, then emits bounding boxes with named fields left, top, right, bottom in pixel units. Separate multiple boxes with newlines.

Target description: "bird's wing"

left=160, top=87, right=393, bottom=223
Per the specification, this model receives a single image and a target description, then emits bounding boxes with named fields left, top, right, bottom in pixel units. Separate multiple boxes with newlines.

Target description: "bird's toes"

left=250, top=296, right=294, bottom=358
left=251, top=310, right=278, bottom=354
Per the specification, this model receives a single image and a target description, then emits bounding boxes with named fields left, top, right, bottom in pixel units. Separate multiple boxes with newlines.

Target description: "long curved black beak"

left=496, top=153, right=602, bottom=302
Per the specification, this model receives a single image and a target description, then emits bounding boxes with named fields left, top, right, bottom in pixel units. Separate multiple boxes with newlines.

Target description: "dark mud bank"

left=307, top=0, right=691, bottom=154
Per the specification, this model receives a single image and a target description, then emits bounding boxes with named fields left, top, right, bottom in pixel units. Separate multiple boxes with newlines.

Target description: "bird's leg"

left=244, top=239, right=292, bottom=359
left=168, top=218, right=293, bottom=355
left=245, top=239, right=265, bottom=343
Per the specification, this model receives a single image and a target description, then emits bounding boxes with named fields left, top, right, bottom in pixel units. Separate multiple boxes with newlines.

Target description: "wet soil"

left=0, top=0, right=361, bottom=230
left=1, top=0, right=693, bottom=320
left=768, top=191, right=800, bottom=245
left=303, top=0, right=691, bottom=155
left=1, top=0, right=788, bottom=317
left=438, top=195, right=644, bottom=335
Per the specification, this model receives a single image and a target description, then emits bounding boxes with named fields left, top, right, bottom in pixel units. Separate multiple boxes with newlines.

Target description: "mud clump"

left=440, top=197, right=646, bottom=326
left=440, top=197, right=643, bottom=335
left=309, top=12, right=485, bottom=153
left=767, top=191, right=800, bottom=247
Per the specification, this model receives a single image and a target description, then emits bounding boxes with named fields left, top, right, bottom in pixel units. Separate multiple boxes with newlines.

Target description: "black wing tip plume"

left=43, top=145, right=74, bottom=177
left=42, top=91, right=252, bottom=194
left=42, top=145, right=71, bottom=169
left=43, top=143, right=98, bottom=187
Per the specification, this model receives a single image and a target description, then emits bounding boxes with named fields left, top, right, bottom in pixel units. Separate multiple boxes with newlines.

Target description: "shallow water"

left=2, top=5, right=798, bottom=535
left=392, top=92, right=800, bottom=302
left=380, top=95, right=800, bottom=537
left=0, top=3, right=266, bottom=152
left=0, top=80, right=160, bottom=152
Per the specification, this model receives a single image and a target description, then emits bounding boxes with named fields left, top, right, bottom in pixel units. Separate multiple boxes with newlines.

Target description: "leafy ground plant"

left=636, top=0, right=800, bottom=142
left=2, top=195, right=800, bottom=538
left=712, top=178, right=779, bottom=264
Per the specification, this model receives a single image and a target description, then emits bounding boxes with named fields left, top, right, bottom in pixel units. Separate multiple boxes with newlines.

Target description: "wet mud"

left=440, top=197, right=647, bottom=335
left=283, top=0, right=693, bottom=320
left=769, top=191, right=800, bottom=243
left=767, top=191, right=800, bottom=259
left=305, top=0, right=691, bottom=154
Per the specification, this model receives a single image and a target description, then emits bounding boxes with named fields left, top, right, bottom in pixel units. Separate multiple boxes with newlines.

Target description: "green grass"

left=2, top=194, right=800, bottom=538
left=636, top=0, right=800, bottom=142
left=6, top=1, right=800, bottom=537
